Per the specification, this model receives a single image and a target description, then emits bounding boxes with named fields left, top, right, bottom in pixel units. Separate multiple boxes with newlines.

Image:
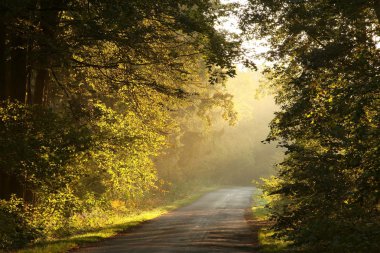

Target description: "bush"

left=0, top=197, right=41, bottom=250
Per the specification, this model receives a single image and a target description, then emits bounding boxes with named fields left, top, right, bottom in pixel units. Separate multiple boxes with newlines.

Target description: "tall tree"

left=242, top=0, right=380, bottom=252
left=0, top=0, right=247, bottom=232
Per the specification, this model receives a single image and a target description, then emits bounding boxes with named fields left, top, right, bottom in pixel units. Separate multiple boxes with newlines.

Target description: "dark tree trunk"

left=0, top=4, right=34, bottom=201
left=33, top=0, right=63, bottom=105
left=0, top=18, right=6, bottom=100
left=34, top=68, right=48, bottom=104
left=0, top=18, right=11, bottom=200
left=10, top=36, right=27, bottom=103
left=0, top=34, right=28, bottom=200
left=0, top=172, right=10, bottom=199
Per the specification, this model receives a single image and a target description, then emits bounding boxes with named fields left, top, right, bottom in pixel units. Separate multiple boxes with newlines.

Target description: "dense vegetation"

left=242, top=0, right=380, bottom=252
left=1, top=0, right=379, bottom=252
left=0, top=0, right=253, bottom=250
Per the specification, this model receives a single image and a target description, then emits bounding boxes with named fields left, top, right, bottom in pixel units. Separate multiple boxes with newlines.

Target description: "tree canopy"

left=0, top=0, right=250, bottom=249
left=242, top=0, right=380, bottom=252
left=1, top=0, right=379, bottom=251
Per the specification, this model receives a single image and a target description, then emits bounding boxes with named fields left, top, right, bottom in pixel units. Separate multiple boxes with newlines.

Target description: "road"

left=75, top=187, right=257, bottom=253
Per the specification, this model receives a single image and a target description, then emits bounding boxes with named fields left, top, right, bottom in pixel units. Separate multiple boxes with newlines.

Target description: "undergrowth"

left=251, top=187, right=289, bottom=253
left=1, top=184, right=217, bottom=253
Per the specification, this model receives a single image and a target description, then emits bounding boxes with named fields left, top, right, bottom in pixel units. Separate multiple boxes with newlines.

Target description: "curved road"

left=75, top=187, right=256, bottom=253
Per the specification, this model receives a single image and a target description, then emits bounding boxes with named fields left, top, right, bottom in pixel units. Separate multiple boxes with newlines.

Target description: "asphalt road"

left=75, top=187, right=256, bottom=253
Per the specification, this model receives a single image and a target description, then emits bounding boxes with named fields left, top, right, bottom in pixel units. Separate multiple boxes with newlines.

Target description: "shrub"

left=0, top=197, right=41, bottom=250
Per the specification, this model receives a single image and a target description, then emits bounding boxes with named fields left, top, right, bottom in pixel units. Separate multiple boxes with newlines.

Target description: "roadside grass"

left=258, top=230, right=289, bottom=253
left=11, top=186, right=218, bottom=253
left=251, top=188, right=289, bottom=253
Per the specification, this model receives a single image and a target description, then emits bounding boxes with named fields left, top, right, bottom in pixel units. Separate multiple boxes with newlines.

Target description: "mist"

left=156, top=70, right=284, bottom=185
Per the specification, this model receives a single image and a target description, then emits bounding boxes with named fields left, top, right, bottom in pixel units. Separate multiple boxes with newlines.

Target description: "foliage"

left=0, top=101, right=91, bottom=198
left=242, top=0, right=380, bottom=252
left=156, top=70, right=283, bottom=185
left=13, top=184, right=217, bottom=253
left=250, top=183, right=289, bottom=253
left=0, top=0, right=248, bottom=250
left=0, top=196, right=41, bottom=250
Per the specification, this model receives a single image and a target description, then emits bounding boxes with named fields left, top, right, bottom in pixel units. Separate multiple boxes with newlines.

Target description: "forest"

left=0, top=0, right=379, bottom=253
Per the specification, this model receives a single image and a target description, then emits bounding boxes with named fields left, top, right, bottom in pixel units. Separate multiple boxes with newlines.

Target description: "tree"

left=0, top=0, right=246, bottom=198
left=0, top=1, right=248, bottom=248
left=242, top=1, right=380, bottom=252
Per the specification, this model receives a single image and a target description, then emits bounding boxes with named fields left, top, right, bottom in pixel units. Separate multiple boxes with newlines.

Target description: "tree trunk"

left=34, top=68, right=48, bottom=104
left=33, top=0, right=64, bottom=105
left=1, top=35, right=28, bottom=199
left=0, top=18, right=6, bottom=100
left=0, top=18, right=11, bottom=200
left=10, top=36, right=27, bottom=103
left=0, top=172, right=10, bottom=199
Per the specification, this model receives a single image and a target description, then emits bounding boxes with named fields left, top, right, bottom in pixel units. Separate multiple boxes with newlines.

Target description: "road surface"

left=75, top=187, right=256, bottom=253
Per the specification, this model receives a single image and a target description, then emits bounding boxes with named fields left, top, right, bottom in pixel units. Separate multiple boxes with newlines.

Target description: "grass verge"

left=11, top=186, right=218, bottom=253
left=250, top=188, right=289, bottom=253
